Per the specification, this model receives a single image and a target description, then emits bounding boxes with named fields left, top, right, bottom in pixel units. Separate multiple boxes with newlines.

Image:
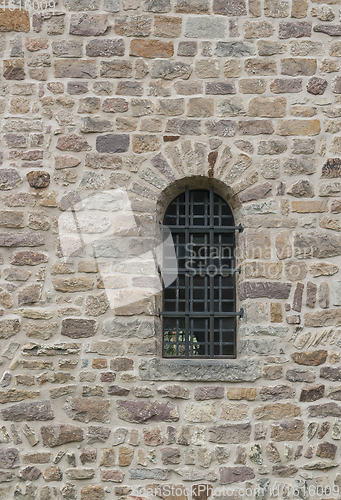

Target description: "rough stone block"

left=130, top=39, right=173, bottom=58
left=185, top=17, right=226, bottom=38
left=0, top=9, right=30, bottom=32
left=213, top=0, right=246, bottom=16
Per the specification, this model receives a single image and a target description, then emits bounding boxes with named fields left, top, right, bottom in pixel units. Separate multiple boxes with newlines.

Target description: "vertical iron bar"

left=209, top=186, right=214, bottom=359
left=185, top=186, right=190, bottom=358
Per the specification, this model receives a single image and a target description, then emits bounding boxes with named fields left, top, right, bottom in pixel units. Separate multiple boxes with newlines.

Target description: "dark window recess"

left=160, top=186, right=243, bottom=359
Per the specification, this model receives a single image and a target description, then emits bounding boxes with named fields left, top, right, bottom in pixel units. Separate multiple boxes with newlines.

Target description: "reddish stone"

left=239, top=281, right=291, bottom=300
left=292, top=282, right=304, bottom=312
left=61, top=319, right=97, bottom=339
left=272, top=464, right=298, bottom=477
left=143, top=427, right=163, bottom=446
left=270, top=419, right=304, bottom=441
left=41, top=424, right=84, bottom=447
left=130, top=39, right=174, bottom=58
left=19, top=466, right=42, bottom=481
left=300, top=384, right=324, bottom=402
left=55, top=156, right=81, bottom=170
left=317, top=422, right=330, bottom=439
left=291, top=350, right=327, bottom=366
left=10, top=251, right=47, bottom=266
left=117, top=400, right=179, bottom=423
left=43, top=466, right=62, bottom=482
left=100, top=372, right=116, bottom=383
left=64, top=397, right=110, bottom=423
left=101, top=469, right=124, bottom=482
left=56, top=134, right=91, bottom=152
left=220, top=466, right=255, bottom=484
left=108, top=385, right=130, bottom=396
left=3, top=59, right=25, bottom=80
left=316, top=442, right=337, bottom=459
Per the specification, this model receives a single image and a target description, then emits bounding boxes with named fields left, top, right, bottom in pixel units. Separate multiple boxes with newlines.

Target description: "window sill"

left=139, top=357, right=261, bottom=382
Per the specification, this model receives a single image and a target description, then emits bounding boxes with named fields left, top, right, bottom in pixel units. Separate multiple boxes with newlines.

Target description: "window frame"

left=160, top=186, right=243, bottom=360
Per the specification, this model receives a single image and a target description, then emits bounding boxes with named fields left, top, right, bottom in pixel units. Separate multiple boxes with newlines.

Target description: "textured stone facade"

left=1, top=0, right=341, bottom=498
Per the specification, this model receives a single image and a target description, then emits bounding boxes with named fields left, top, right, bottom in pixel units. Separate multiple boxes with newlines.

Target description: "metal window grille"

left=160, top=186, right=243, bottom=359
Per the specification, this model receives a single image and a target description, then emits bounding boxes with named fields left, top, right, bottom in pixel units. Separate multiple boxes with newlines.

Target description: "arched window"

left=161, top=186, right=243, bottom=359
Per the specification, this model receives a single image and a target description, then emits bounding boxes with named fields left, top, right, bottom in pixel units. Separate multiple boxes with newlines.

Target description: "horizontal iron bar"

left=159, top=309, right=244, bottom=318
left=160, top=223, right=243, bottom=232
left=160, top=267, right=239, bottom=275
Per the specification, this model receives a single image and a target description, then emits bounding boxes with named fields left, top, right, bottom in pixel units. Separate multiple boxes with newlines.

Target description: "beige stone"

left=221, top=403, right=248, bottom=420
left=248, top=97, right=286, bottom=117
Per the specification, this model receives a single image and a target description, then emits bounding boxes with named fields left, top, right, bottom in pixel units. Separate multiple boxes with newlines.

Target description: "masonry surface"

left=2, top=0, right=341, bottom=498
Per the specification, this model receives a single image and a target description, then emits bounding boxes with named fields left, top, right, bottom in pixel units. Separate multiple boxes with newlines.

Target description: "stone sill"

left=139, top=357, right=261, bottom=382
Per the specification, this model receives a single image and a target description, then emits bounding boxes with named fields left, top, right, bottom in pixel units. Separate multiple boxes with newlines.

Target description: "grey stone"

left=292, top=138, right=315, bottom=154
left=321, top=367, right=341, bottom=381
left=239, top=325, right=288, bottom=337
left=206, top=82, right=236, bottom=95
left=205, top=120, right=237, bottom=137
left=185, top=17, right=226, bottom=38
left=313, top=24, right=341, bottom=36
left=139, top=358, right=261, bottom=382
left=100, top=60, right=132, bottom=79
left=0, top=169, right=22, bottom=190
left=287, top=180, right=314, bottom=197
left=151, top=60, right=192, bottom=80
left=0, top=449, right=19, bottom=469
left=294, top=233, right=341, bottom=258
left=165, top=119, right=201, bottom=135
left=286, top=369, right=315, bottom=383
left=175, top=0, right=209, bottom=13
left=103, top=317, right=155, bottom=339
left=55, top=60, right=97, bottom=79
left=96, top=134, right=129, bottom=153
left=279, top=21, right=312, bottom=38
left=270, top=78, right=302, bottom=93
left=69, top=14, right=109, bottom=36
left=130, top=468, right=169, bottom=480
left=0, top=319, right=20, bottom=339
left=103, top=0, right=119, bottom=11
left=215, top=41, right=255, bottom=57
left=52, top=40, right=83, bottom=58
left=213, top=0, right=246, bottom=15
left=81, top=117, right=113, bottom=133
left=64, top=0, right=100, bottom=9
left=144, top=0, right=171, bottom=11
left=258, top=140, right=287, bottom=155
left=209, top=423, right=251, bottom=444
left=114, top=15, right=152, bottom=37
left=260, top=385, right=295, bottom=401
left=177, top=41, right=197, bottom=57
left=284, top=157, right=316, bottom=176
left=239, top=339, right=277, bottom=356
left=220, top=466, right=255, bottom=484
left=86, top=39, right=125, bottom=57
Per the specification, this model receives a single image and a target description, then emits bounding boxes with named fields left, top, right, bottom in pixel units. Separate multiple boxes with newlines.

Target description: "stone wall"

left=1, top=0, right=341, bottom=498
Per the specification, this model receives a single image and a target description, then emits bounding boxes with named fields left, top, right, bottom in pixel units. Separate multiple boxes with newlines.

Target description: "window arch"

left=161, top=186, right=243, bottom=359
